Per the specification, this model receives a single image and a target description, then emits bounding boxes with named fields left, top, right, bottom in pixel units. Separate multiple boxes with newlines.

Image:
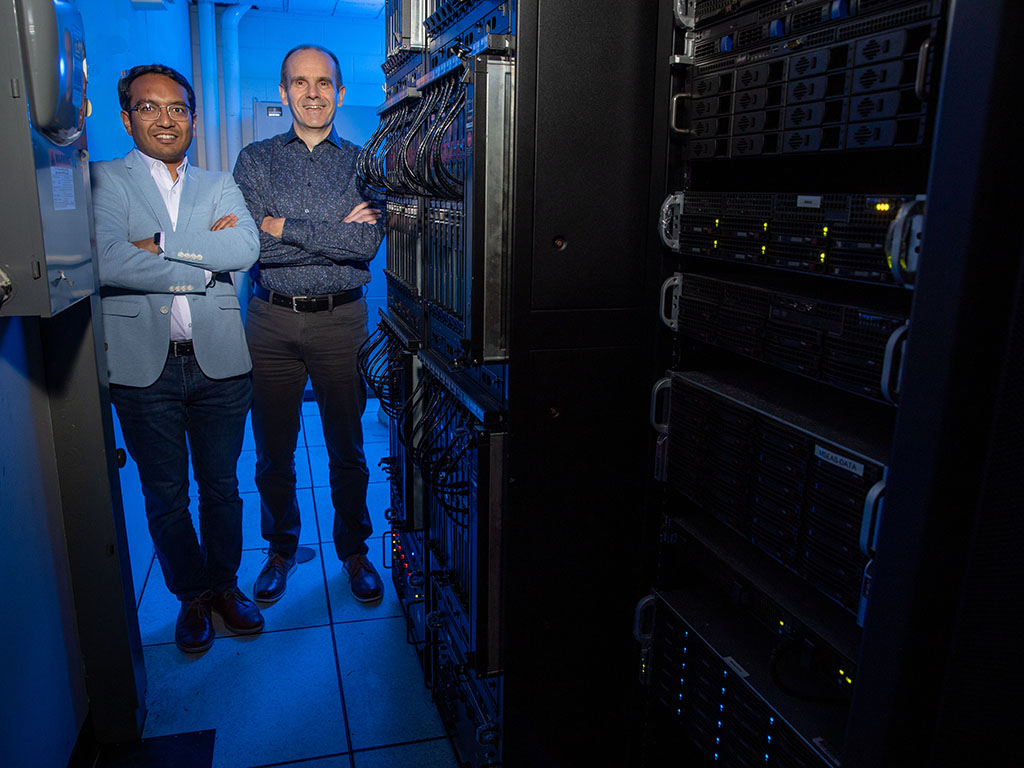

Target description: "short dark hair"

left=280, top=45, right=343, bottom=89
left=118, top=64, right=196, bottom=113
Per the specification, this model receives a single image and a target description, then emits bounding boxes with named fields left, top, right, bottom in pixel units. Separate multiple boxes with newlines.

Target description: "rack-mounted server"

left=659, top=191, right=925, bottom=284
left=677, top=0, right=945, bottom=158
left=652, top=369, right=891, bottom=616
left=660, top=272, right=908, bottom=403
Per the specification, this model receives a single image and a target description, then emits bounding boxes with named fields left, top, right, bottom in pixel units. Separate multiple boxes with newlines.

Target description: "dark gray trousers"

left=245, top=294, right=371, bottom=561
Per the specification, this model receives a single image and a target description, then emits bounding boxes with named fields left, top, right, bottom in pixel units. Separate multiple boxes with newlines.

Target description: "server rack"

left=638, top=1, right=1024, bottom=766
left=360, top=2, right=661, bottom=765
left=363, top=2, right=1024, bottom=765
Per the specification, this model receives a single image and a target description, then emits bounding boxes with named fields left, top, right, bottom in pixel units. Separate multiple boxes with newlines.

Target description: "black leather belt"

left=169, top=340, right=194, bottom=356
left=253, top=283, right=363, bottom=313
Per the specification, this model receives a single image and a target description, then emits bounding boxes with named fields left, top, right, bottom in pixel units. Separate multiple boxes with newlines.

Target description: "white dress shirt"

left=134, top=148, right=210, bottom=341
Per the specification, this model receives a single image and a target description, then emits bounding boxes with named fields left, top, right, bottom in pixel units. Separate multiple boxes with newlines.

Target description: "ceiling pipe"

left=221, top=3, right=251, bottom=173
left=196, top=0, right=221, bottom=170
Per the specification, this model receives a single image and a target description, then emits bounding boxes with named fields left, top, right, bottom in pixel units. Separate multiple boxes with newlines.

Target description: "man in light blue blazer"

left=92, top=64, right=263, bottom=654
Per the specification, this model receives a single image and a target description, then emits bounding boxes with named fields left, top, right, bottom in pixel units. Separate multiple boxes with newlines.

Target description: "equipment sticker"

left=49, top=150, right=75, bottom=211
left=814, top=444, right=864, bottom=476
left=796, top=195, right=822, bottom=209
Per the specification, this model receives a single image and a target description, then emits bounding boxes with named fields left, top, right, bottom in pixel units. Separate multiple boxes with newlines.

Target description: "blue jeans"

left=245, top=295, right=371, bottom=562
left=111, top=354, right=252, bottom=599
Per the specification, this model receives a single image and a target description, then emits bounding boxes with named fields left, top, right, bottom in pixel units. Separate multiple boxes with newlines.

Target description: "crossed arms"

left=92, top=161, right=259, bottom=294
left=232, top=143, right=383, bottom=268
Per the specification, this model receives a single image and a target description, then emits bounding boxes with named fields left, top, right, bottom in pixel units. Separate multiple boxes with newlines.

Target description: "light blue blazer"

left=91, top=152, right=260, bottom=387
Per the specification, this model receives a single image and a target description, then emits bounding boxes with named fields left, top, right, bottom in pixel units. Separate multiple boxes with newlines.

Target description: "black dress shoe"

left=343, top=554, right=384, bottom=603
left=175, top=595, right=214, bottom=653
left=211, top=587, right=265, bottom=635
left=253, top=552, right=296, bottom=603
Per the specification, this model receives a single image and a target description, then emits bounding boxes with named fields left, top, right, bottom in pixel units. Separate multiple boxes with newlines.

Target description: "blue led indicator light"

left=767, top=735, right=772, bottom=743
left=769, top=717, right=775, bottom=725
left=720, top=704, right=725, bottom=712
left=717, top=720, right=722, bottom=729
left=721, top=687, right=726, bottom=695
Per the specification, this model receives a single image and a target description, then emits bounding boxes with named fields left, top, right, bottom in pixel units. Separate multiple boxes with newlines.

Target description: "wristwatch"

left=153, top=231, right=163, bottom=253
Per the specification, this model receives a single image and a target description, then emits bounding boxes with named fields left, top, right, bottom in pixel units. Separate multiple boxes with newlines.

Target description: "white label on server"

left=796, top=194, right=822, bottom=209
left=815, top=445, right=865, bottom=477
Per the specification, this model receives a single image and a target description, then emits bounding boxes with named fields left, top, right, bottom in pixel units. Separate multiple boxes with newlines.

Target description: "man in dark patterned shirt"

left=233, top=44, right=385, bottom=605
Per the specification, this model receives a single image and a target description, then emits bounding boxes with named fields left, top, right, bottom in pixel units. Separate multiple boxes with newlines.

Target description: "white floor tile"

left=142, top=626, right=349, bottom=768
left=354, top=738, right=458, bottom=768
left=258, top=757, right=348, bottom=767
left=334, top=617, right=446, bottom=751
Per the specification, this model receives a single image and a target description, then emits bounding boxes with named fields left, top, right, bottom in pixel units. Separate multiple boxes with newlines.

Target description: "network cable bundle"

left=359, top=2, right=514, bottom=765
left=641, top=0, right=948, bottom=765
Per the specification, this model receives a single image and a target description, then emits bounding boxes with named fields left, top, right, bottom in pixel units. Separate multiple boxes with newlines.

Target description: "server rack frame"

left=642, top=1, right=1024, bottom=766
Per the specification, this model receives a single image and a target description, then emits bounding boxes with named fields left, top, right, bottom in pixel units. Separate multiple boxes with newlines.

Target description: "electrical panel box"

left=1, top=0, right=96, bottom=317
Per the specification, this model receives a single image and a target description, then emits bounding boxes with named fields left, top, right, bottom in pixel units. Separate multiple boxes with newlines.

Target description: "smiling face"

left=121, top=73, right=194, bottom=173
left=280, top=48, right=345, bottom=146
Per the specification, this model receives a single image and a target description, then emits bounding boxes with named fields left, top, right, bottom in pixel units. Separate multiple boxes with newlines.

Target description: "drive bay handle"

left=650, top=376, right=672, bottom=434
left=660, top=273, right=682, bottom=331
left=659, top=193, right=685, bottom=250
left=885, top=198, right=926, bottom=285
left=633, top=593, right=657, bottom=643
left=881, top=323, right=909, bottom=403
left=860, top=478, right=886, bottom=556
left=915, top=38, right=935, bottom=101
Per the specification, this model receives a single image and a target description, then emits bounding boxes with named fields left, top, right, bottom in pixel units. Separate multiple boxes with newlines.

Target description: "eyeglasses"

left=128, top=102, right=192, bottom=121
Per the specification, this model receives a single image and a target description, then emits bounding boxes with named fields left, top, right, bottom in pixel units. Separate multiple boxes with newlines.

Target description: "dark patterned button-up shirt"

left=233, top=127, right=384, bottom=295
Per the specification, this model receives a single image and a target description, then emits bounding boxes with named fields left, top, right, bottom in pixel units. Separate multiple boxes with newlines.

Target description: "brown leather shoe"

left=253, top=552, right=296, bottom=603
left=343, top=554, right=384, bottom=603
left=175, top=595, right=214, bottom=653
left=210, top=587, right=265, bottom=635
